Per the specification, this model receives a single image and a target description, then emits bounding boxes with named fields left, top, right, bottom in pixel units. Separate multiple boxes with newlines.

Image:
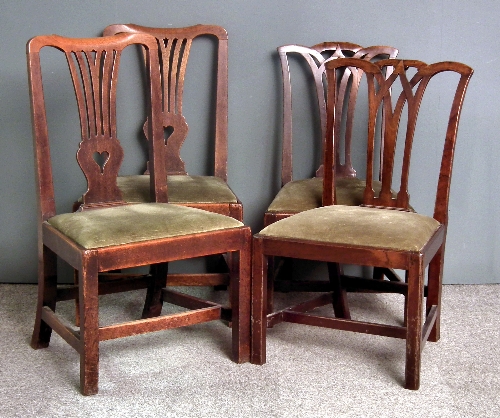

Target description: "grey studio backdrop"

left=0, top=0, right=498, bottom=284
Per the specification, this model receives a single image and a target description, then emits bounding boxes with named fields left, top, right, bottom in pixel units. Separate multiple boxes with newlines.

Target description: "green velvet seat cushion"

left=117, top=175, right=238, bottom=204
left=267, top=177, right=396, bottom=213
left=47, top=203, right=244, bottom=250
left=259, top=205, right=440, bottom=252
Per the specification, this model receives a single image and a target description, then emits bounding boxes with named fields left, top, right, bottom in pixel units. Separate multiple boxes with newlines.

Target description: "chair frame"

left=252, top=58, right=473, bottom=389
left=28, top=33, right=251, bottom=395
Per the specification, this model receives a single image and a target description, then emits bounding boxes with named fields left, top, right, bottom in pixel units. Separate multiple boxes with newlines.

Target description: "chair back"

left=103, top=24, right=229, bottom=180
left=278, top=43, right=398, bottom=186
left=27, top=33, right=166, bottom=222
left=323, top=58, right=473, bottom=225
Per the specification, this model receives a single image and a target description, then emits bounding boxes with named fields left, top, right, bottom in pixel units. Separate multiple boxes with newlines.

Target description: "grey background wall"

left=0, top=0, right=498, bottom=284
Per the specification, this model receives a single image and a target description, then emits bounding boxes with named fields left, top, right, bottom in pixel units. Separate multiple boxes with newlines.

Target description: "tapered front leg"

left=405, top=255, right=424, bottom=390
left=31, top=245, right=57, bottom=349
left=79, top=252, right=100, bottom=396
left=251, top=237, right=267, bottom=365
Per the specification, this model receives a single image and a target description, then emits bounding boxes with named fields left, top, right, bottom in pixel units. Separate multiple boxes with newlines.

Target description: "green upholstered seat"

left=117, top=175, right=238, bottom=204
left=267, top=177, right=362, bottom=213
left=267, top=177, right=410, bottom=214
left=47, top=203, right=244, bottom=250
left=259, top=205, right=440, bottom=252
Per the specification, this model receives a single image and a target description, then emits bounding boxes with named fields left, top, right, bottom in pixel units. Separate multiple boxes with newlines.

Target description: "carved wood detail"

left=66, top=48, right=124, bottom=206
left=277, top=43, right=398, bottom=185
left=103, top=24, right=230, bottom=181
left=143, top=37, right=192, bottom=175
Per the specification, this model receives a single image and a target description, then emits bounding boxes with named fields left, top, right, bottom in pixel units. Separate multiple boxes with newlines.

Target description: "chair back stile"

left=27, top=37, right=57, bottom=223
left=432, top=63, right=473, bottom=226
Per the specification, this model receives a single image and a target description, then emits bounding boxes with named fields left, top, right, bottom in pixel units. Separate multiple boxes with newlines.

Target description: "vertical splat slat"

left=378, top=68, right=402, bottom=203
left=75, top=51, right=98, bottom=138
left=161, top=37, right=192, bottom=115
left=169, top=39, right=183, bottom=114
left=107, top=50, right=120, bottom=139
left=396, top=74, right=429, bottom=208
left=66, top=51, right=91, bottom=141
left=364, top=70, right=378, bottom=204
left=100, top=49, right=112, bottom=138
left=175, top=38, right=192, bottom=115
left=342, top=67, right=360, bottom=176
left=87, top=50, right=103, bottom=137
left=160, top=38, right=174, bottom=113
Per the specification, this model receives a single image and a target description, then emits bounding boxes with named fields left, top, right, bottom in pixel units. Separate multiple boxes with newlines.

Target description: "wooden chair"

left=27, top=33, right=251, bottom=395
left=266, top=43, right=399, bottom=309
left=99, top=24, right=241, bottom=288
left=252, top=58, right=473, bottom=389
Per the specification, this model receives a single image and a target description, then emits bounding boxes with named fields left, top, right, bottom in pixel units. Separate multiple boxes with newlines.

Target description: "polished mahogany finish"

left=28, top=33, right=251, bottom=395
left=252, top=58, right=473, bottom=389
left=101, top=24, right=241, bottom=288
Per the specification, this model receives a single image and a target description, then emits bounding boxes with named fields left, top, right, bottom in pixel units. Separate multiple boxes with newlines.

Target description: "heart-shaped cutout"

left=93, top=151, right=110, bottom=173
